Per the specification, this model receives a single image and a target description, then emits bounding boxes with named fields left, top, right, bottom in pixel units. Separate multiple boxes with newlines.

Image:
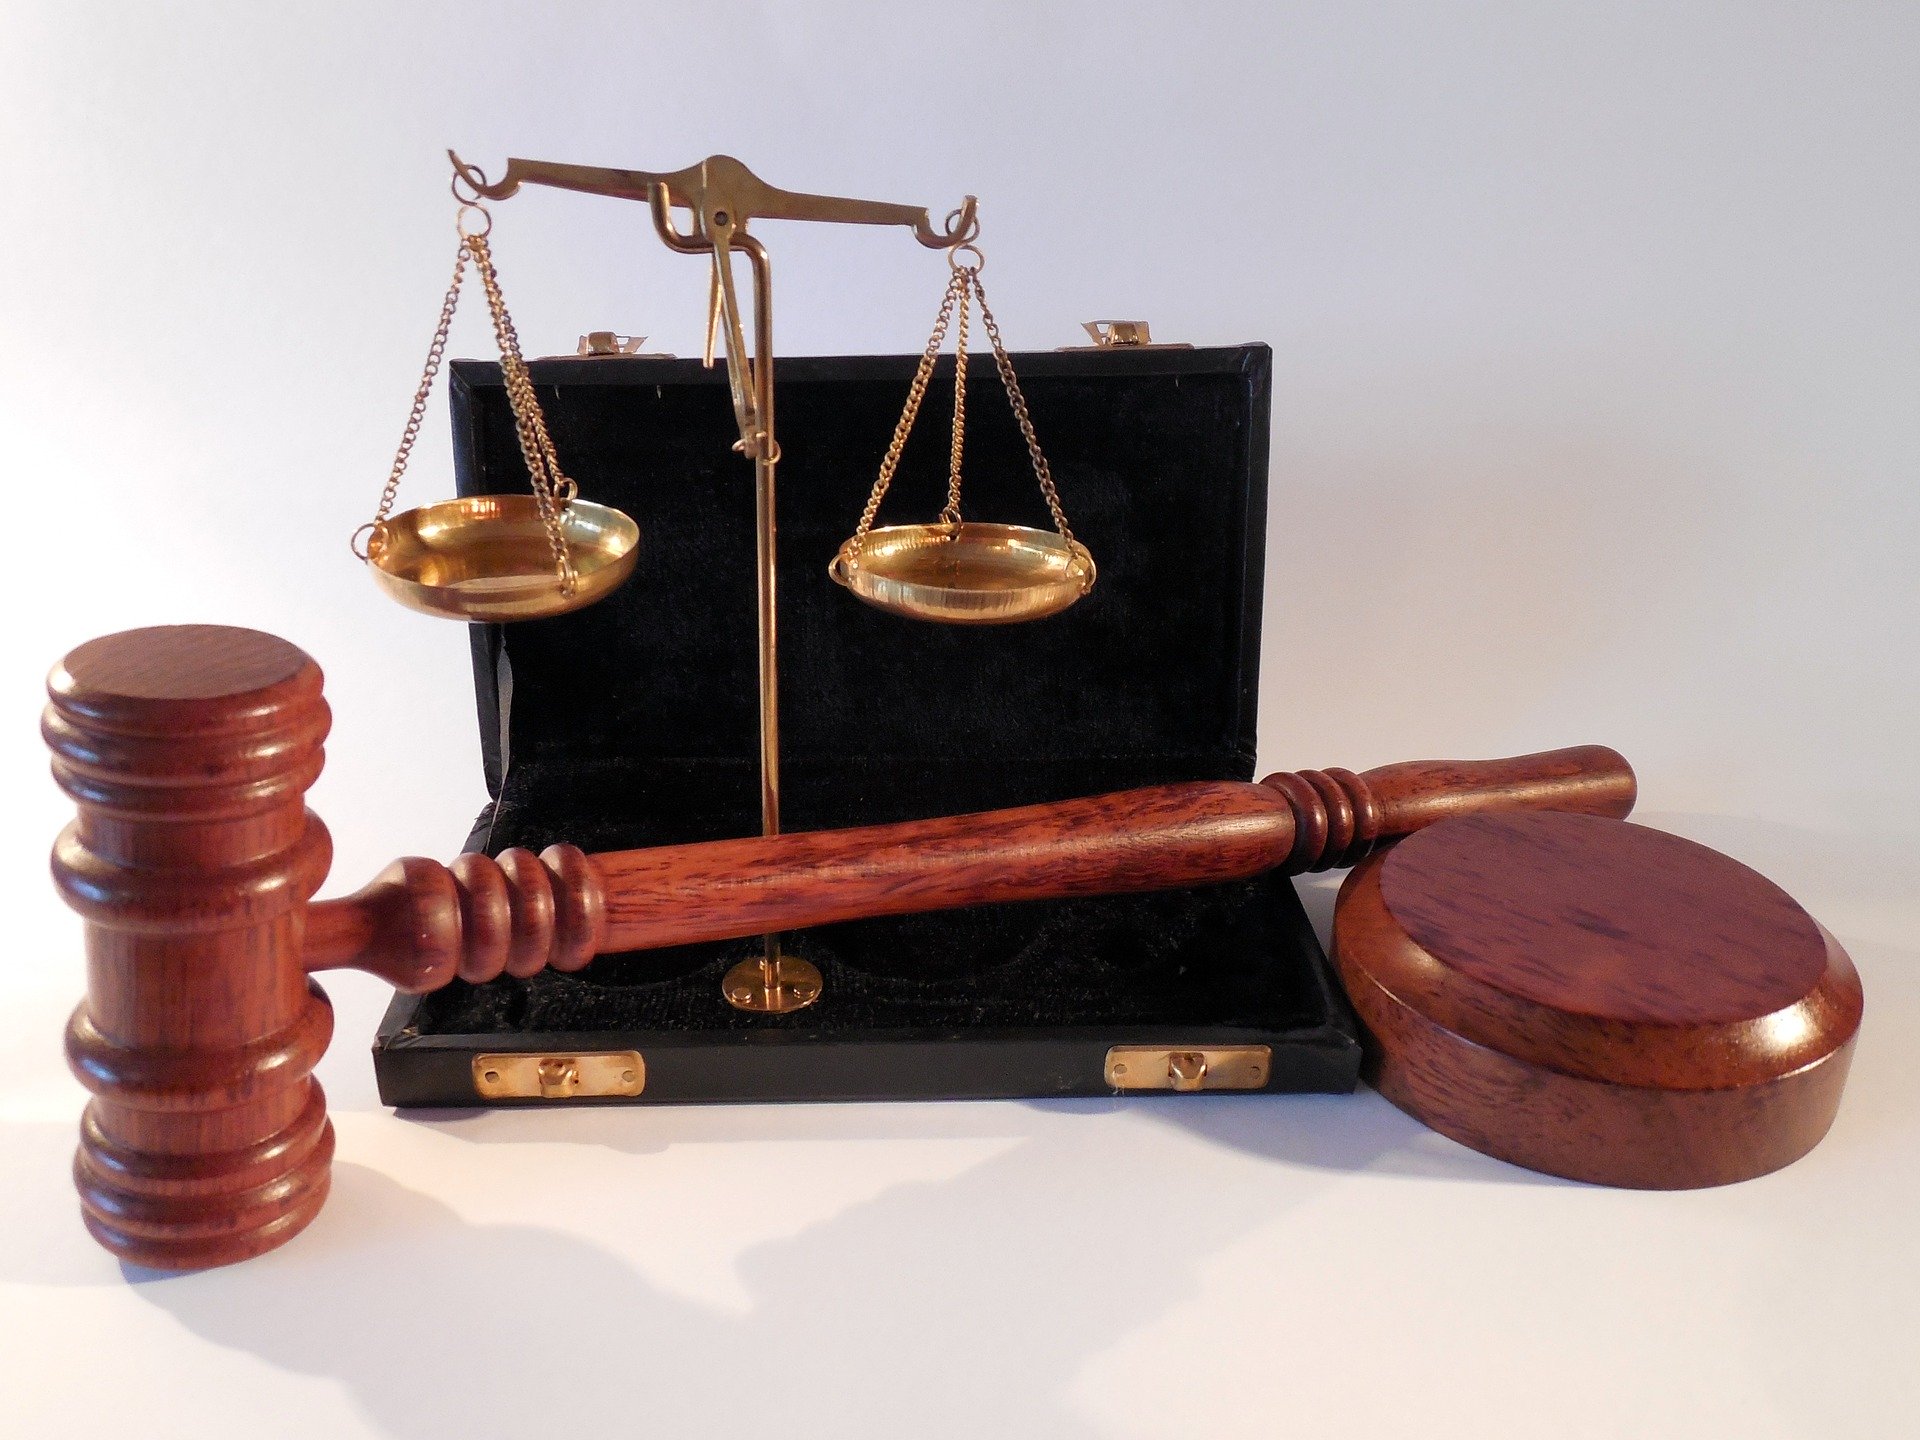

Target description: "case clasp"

left=1104, top=1045, right=1271, bottom=1092
left=1084, top=320, right=1155, bottom=347
left=578, top=331, right=647, bottom=356
left=1061, top=321, right=1193, bottom=352
left=573, top=332, right=675, bottom=358
left=473, top=1051, right=646, bottom=1100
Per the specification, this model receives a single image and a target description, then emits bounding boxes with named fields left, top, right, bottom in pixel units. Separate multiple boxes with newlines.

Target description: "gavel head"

left=47, top=625, right=337, bottom=1270
left=46, top=623, right=609, bottom=1270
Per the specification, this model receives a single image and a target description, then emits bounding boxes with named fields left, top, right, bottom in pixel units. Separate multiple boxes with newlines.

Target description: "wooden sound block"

left=1332, top=811, right=1862, bottom=1188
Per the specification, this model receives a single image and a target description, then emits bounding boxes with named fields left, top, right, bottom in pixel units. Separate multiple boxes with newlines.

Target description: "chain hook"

left=947, top=241, right=985, bottom=274
left=941, top=201, right=981, bottom=247
left=359, top=183, right=579, bottom=597
left=450, top=160, right=488, bottom=206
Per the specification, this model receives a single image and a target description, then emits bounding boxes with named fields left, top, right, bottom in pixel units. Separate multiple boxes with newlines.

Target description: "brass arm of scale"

left=446, top=151, right=978, bottom=250
left=304, top=846, right=606, bottom=991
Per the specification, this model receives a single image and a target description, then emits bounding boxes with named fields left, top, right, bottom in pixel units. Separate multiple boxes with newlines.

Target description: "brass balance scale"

left=355, top=150, right=1097, bottom=1013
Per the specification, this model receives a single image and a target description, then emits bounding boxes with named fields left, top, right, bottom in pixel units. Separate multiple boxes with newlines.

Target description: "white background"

left=2, top=4, right=1915, bottom=1437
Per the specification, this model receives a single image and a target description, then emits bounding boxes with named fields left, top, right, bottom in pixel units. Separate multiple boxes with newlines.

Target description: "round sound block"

left=1332, top=811, right=1862, bottom=1188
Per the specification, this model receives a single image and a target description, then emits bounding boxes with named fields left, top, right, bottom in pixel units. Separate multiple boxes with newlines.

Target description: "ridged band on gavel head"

left=64, top=990, right=337, bottom=1265
left=1257, top=768, right=1384, bottom=873
left=46, top=625, right=337, bottom=1270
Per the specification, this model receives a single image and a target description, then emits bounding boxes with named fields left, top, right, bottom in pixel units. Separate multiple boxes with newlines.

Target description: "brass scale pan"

left=367, top=495, right=639, bottom=623
left=359, top=263, right=1074, bottom=626
left=826, top=235, right=1095, bottom=626
left=367, top=181, right=1082, bottom=626
left=361, top=190, right=642, bottom=623
left=832, top=522, right=1095, bottom=625
left=372, top=508, right=1084, bottom=626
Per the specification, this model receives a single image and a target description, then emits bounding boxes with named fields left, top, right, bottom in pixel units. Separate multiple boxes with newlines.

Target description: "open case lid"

left=374, top=341, right=1360, bottom=1107
left=450, top=344, right=1272, bottom=835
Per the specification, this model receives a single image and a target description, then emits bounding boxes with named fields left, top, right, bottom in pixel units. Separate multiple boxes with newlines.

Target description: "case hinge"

left=1104, top=1045, right=1271, bottom=1092
left=472, top=1051, right=646, bottom=1100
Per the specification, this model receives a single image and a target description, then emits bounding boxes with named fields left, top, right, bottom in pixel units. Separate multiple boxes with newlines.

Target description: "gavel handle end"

left=1359, top=744, right=1638, bottom=830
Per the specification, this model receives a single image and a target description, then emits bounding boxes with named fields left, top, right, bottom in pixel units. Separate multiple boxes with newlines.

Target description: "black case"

left=372, top=344, right=1361, bottom=1105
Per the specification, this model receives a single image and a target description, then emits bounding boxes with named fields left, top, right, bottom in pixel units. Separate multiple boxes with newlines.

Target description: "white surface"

left=3, top=4, right=1916, bottom=1437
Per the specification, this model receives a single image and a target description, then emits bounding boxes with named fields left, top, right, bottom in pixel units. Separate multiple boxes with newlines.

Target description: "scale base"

left=723, top=954, right=825, bottom=1014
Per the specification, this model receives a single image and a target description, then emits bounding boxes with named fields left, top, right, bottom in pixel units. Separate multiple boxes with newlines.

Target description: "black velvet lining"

left=401, top=346, right=1336, bottom=1047
left=455, top=348, right=1268, bottom=793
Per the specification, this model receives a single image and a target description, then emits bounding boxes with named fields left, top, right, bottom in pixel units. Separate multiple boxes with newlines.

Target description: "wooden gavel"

left=48, top=625, right=1637, bottom=1270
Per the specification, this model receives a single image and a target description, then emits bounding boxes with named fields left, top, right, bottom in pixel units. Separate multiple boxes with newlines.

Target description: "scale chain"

left=942, top=273, right=970, bottom=527
left=468, top=233, right=578, bottom=595
left=848, top=267, right=969, bottom=555
left=358, top=204, right=578, bottom=597
left=973, top=272, right=1076, bottom=548
left=365, top=241, right=468, bottom=536
left=847, top=246, right=1079, bottom=558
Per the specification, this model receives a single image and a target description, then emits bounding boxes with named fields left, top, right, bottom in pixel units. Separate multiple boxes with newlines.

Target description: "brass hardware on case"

left=1087, top=320, right=1153, bottom=347
left=1104, top=1045, right=1271, bottom=1092
left=1062, top=320, right=1193, bottom=352
left=1167, top=1051, right=1208, bottom=1090
left=576, top=331, right=673, bottom=358
left=472, top=1051, right=646, bottom=1100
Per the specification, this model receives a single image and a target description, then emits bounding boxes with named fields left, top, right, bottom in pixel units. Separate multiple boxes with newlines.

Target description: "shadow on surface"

left=122, top=1118, right=1324, bottom=1439
left=22, top=819, right=1907, bottom=1436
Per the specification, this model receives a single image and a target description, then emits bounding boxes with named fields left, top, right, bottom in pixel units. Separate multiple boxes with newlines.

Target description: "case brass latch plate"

left=1104, top=1045, right=1271, bottom=1092
left=473, top=1051, right=646, bottom=1100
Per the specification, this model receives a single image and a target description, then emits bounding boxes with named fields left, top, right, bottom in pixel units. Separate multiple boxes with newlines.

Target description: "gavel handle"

left=306, top=745, right=1635, bottom=992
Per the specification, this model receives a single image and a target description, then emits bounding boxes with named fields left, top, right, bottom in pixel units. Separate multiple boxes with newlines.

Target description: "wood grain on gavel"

left=49, top=625, right=1635, bottom=1269
left=302, top=747, right=1637, bottom=991
left=48, top=627, right=335, bottom=1271
left=1332, top=810, right=1862, bottom=1188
